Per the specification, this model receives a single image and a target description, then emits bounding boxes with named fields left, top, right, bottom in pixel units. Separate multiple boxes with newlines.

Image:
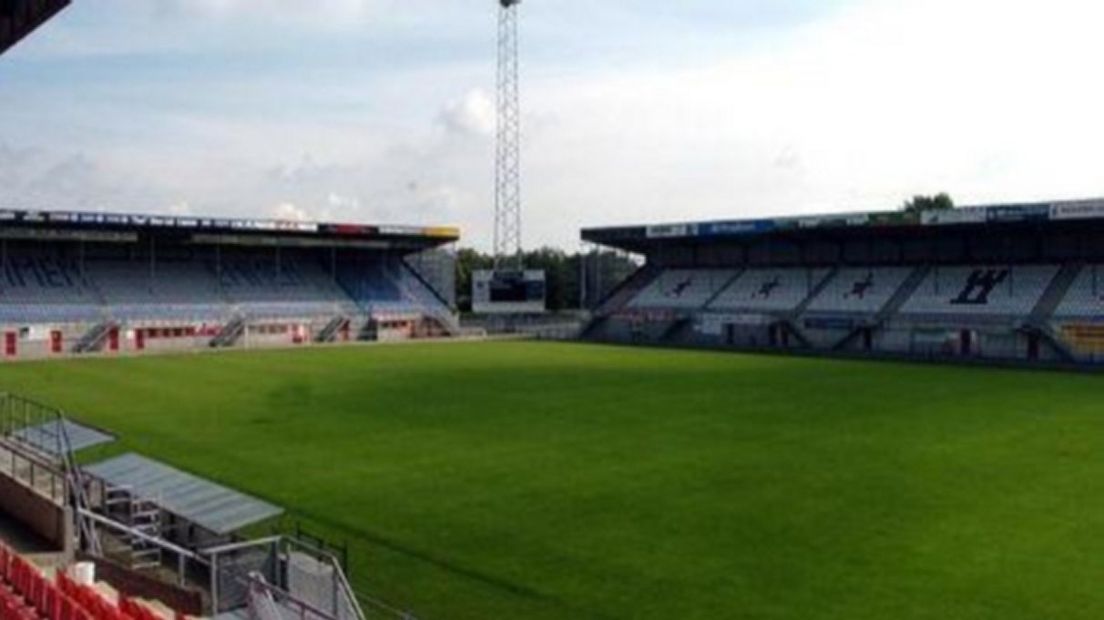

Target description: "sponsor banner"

left=1049, top=200, right=1104, bottom=221
left=47, top=212, right=76, bottom=223
left=987, top=204, right=1050, bottom=223
left=798, top=213, right=870, bottom=229
left=646, top=223, right=698, bottom=239
left=772, top=217, right=801, bottom=230
left=272, top=220, right=313, bottom=232
left=701, top=220, right=775, bottom=236
left=869, top=211, right=919, bottom=227
left=921, top=207, right=989, bottom=225
left=697, top=312, right=772, bottom=327
left=0, top=228, right=137, bottom=243
left=804, top=316, right=857, bottom=330
left=911, top=328, right=957, bottom=345
left=1061, top=323, right=1104, bottom=353
left=423, top=226, right=462, bottom=239
left=378, top=225, right=424, bottom=236
left=323, top=223, right=376, bottom=236
left=0, top=209, right=453, bottom=243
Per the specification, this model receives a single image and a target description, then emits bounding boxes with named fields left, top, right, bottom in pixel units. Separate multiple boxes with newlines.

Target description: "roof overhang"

left=0, top=0, right=70, bottom=56
left=0, top=209, right=461, bottom=251
left=84, top=453, right=284, bottom=535
left=582, top=198, right=1104, bottom=253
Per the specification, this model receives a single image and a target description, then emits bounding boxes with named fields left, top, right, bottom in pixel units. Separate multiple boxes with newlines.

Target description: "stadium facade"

left=581, top=198, right=1104, bottom=368
left=0, top=209, right=460, bottom=358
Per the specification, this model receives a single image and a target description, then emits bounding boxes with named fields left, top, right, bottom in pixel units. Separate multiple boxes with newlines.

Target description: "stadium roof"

left=0, top=208, right=461, bottom=250
left=582, top=197, right=1104, bottom=252
left=0, top=0, right=69, bottom=56
left=85, top=453, right=283, bottom=535
left=12, top=419, right=115, bottom=455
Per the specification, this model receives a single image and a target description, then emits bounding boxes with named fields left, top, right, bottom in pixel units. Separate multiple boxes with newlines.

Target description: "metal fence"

left=207, top=536, right=414, bottom=620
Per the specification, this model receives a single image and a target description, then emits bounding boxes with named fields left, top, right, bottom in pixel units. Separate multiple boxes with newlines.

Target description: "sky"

left=0, top=0, right=1102, bottom=251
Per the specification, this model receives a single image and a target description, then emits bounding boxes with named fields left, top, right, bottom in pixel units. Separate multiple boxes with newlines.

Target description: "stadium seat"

left=0, top=249, right=452, bottom=331
left=804, top=267, right=912, bottom=315
left=1053, top=264, right=1104, bottom=318
left=708, top=268, right=832, bottom=313
left=337, top=257, right=454, bottom=324
left=627, top=269, right=738, bottom=310
left=899, top=265, right=1058, bottom=318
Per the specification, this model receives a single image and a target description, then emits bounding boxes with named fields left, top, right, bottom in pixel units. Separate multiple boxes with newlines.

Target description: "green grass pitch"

left=1, top=341, right=1103, bottom=620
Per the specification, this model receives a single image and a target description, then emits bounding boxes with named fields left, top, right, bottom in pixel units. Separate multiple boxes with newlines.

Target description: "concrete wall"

left=0, top=468, right=71, bottom=553
left=0, top=316, right=447, bottom=362
left=80, top=553, right=204, bottom=616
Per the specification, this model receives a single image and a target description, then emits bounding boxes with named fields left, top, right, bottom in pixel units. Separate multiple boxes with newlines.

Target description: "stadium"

left=581, top=198, right=1104, bottom=367
left=0, top=209, right=460, bottom=358
left=1, top=3, right=1104, bottom=620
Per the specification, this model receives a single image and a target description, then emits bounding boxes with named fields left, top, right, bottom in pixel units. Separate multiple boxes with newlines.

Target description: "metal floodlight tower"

left=493, top=0, right=523, bottom=271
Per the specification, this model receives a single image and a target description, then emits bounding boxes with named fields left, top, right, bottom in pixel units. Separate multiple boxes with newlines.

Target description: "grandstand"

left=581, top=198, right=1104, bottom=367
left=0, top=210, right=459, bottom=358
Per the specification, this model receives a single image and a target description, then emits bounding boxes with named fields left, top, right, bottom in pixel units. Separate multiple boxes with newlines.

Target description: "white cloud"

left=520, top=0, right=1104, bottom=243
left=438, top=89, right=496, bottom=138
left=150, top=0, right=379, bottom=23
left=272, top=202, right=311, bottom=222
left=165, top=201, right=193, bottom=216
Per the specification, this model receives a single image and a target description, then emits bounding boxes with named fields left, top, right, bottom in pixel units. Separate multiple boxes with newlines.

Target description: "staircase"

left=789, top=266, right=841, bottom=321
left=831, top=265, right=930, bottom=351
left=1032, top=324, right=1078, bottom=364
left=1018, top=263, right=1086, bottom=365
left=579, top=315, right=608, bottom=340
left=779, top=320, right=812, bottom=348
left=579, top=264, right=661, bottom=341
left=72, top=321, right=115, bottom=353
left=358, top=319, right=378, bottom=341
left=210, top=315, right=246, bottom=348
left=659, top=317, right=692, bottom=343
left=400, top=259, right=456, bottom=312
left=104, top=485, right=163, bottom=571
left=315, top=315, right=350, bottom=343
left=1028, top=262, right=1082, bottom=325
left=875, top=264, right=930, bottom=323
left=782, top=267, right=841, bottom=346
left=700, top=269, right=745, bottom=310
left=399, top=261, right=460, bottom=335
left=592, top=264, right=660, bottom=316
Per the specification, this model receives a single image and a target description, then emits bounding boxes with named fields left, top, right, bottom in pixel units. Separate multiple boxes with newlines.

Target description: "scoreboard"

left=472, top=270, right=547, bottom=315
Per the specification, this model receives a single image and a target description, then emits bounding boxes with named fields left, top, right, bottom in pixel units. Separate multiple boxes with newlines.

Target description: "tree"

left=902, top=193, right=954, bottom=215
left=454, top=248, right=495, bottom=312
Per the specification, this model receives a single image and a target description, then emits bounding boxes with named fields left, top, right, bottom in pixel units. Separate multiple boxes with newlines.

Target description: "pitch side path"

left=1, top=341, right=1102, bottom=620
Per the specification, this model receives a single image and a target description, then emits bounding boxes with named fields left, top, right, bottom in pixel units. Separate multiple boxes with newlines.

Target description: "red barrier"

left=0, top=543, right=184, bottom=620
left=0, top=545, right=100, bottom=620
